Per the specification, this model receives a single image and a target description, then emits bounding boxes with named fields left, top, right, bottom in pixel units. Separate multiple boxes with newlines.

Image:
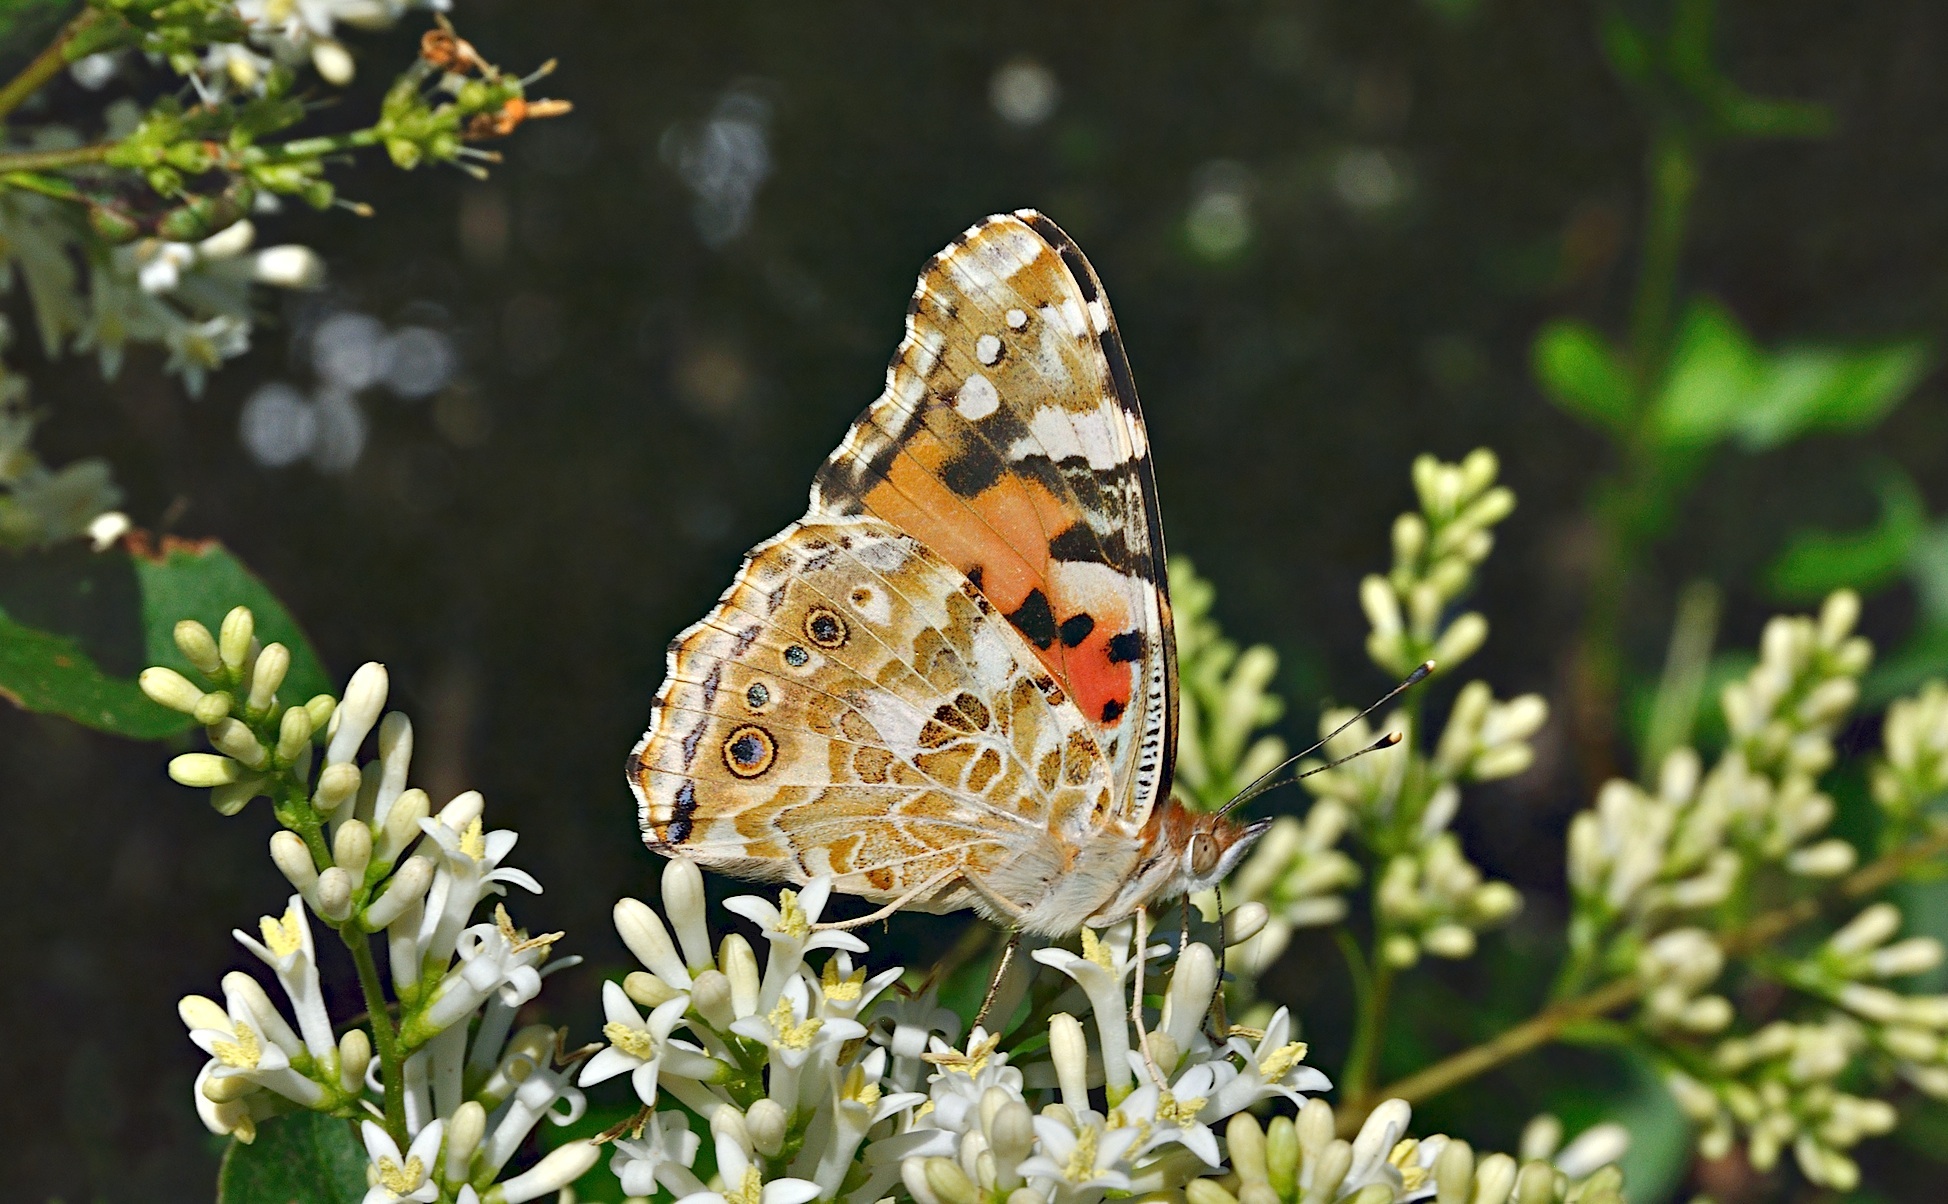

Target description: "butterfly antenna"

left=1215, top=660, right=1434, bottom=818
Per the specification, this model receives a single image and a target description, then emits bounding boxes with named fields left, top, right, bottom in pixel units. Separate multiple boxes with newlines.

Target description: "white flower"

left=1032, top=920, right=1156, bottom=1100
left=1019, top=1108, right=1143, bottom=1197
left=1210, top=1006, right=1332, bottom=1112
left=416, top=814, right=542, bottom=967
left=359, top=1117, right=444, bottom=1204
left=678, top=1121, right=820, bottom=1204
left=731, top=975, right=867, bottom=1111
left=725, top=878, right=867, bottom=1008
left=580, top=981, right=690, bottom=1104
left=611, top=1110, right=706, bottom=1199
left=417, top=905, right=560, bottom=1035
left=232, top=894, right=336, bottom=1061
left=183, top=986, right=322, bottom=1109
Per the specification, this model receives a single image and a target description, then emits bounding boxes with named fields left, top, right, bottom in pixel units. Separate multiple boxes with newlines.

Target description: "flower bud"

left=615, top=898, right=690, bottom=986
left=140, top=667, right=206, bottom=714
left=438, top=788, right=484, bottom=832
left=339, top=1027, right=371, bottom=1092
left=304, top=694, right=336, bottom=733
left=1819, top=590, right=1861, bottom=648
left=497, top=1140, right=600, bottom=1204
left=1382, top=933, right=1420, bottom=967
left=662, top=857, right=712, bottom=971
left=1787, top=839, right=1856, bottom=878
left=311, top=38, right=355, bottom=85
left=313, top=761, right=360, bottom=814
left=720, top=933, right=760, bottom=1017
left=1435, top=1138, right=1474, bottom=1204
left=1240, top=1184, right=1283, bottom=1204
left=202, top=1071, right=256, bottom=1102
left=1048, top=1012, right=1090, bottom=1110
left=1871, top=936, right=1944, bottom=979
left=1553, top=1124, right=1628, bottom=1179
left=253, top=245, right=324, bottom=289
left=745, top=1098, right=787, bottom=1157
left=1423, top=924, right=1477, bottom=960
left=179, top=993, right=229, bottom=1032
left=247, top=643, right=289, bottom=713
left=326, top=662, right=388, bottom=765
left=270, top=830, right=318, bottom=895
left=1227, top=1112, right=1268, bottom=1184
left=904, top=1157, right=942, bottom=1204
left=379, top=788, right=430, bottom=861
left=623, top=971, right=680, bottom=1008
left=315, top=867, right=355, bottom=921
left=210, top=778, right=266, bottom=816
left=1347, top=1185, right=1394, bottom=1204
left=690, top=970, right=735, bottom=1029
left=170, top=753, right=245, bottom=787
left=1310, top=1139, right=1353, bottom=1202
left=218, top=607, right=255, bottom=674
left=333, top=819, right=373, bottom=880
left=1160, top=942, right=1216, bottom=1053
left=192, top=690, right=233, bottom=725
left=1360, top=574, right=1403, bottom=639
left=1830, top=903, right=1902, bottom=956
left=1432, top=612, right=1488, bottom=672
left=1265, top=1115, right=1299, bottom=1199
left=1471, top=1152, right=1518, bottom=1204
left=364, top=856, right=433, bottom=931
left=1513, top=1161, right=1557, bottom=1204
left=174, top=620, right=222, bottom=676
left=1224, top=901, right=1270, bottom=947
left=1187, top=1180, right=1240, bottom=1204
left=207, top=718, right=268, bottom=769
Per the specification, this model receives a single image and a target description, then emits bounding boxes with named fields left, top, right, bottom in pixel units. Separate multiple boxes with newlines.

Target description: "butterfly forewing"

left=809, top=211, right=1177, bottom=830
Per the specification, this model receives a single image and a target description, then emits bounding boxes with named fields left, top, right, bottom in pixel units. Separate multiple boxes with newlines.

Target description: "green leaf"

left=1652, top=298, right=1931, bottom=450
left=130, top=537, right=332, bottom=704
left=1532, top=319, right=1639, bottom=434
left=1731, top=340, right=1930, bottom=450
left=1765, top=471, right=1927, bottom=600
left=1651, top=298, right=1762, bottom=446
left=0, top=610, right=187, bottom=736
left=216, top=1111, right=367, bottom=1204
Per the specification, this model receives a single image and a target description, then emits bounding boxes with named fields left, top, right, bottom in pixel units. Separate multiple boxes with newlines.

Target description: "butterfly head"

left=1104, top=803, right=1272, bottom=922
left=1177, top=808, right=1273, bottom=896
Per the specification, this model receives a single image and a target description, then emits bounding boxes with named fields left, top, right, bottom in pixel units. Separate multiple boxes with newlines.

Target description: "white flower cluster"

left=1557, top=589, right=1948, bottom=1188
left=1232, top=451, right=1537, bottom=975
left=193, top=0, right=450, bottom=93
left=1168, top=558, right=1290, bottom=812
left=592, top=860, right=1619, bottom=1204
left=148, top=607, right=600, bottom=1203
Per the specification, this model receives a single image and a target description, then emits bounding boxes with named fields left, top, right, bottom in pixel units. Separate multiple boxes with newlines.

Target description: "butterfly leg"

left=1130, top=905, right=1168, bottom=1086
left=812, top=866, right=958, bottom=931
left=973, top=930, right=1023, bottom=1031
left=1206, top=882, right=1230, bottom=1040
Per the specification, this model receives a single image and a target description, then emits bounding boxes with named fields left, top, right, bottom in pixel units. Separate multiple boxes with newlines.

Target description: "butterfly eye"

left=1188, top=832, right=1219, bottom=878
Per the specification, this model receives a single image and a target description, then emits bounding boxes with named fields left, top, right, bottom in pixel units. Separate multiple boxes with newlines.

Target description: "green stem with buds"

left=0, top=10, right=102, bottom=125
left=343, top=925, right=409, bottom=1147
left=1335, top=822, right=1948, bottom=1136
left=0, top=144, right=111, bottom=174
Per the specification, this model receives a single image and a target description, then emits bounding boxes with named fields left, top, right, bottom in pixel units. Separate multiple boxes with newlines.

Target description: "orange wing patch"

left=811, top=211, right=1176, bottom=829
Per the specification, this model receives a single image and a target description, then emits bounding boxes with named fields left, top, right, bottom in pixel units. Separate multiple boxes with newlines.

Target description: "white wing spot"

left=955, top=374, right=1001, bottom=421
left=976, top=334, right=1003, bottom=366
left=1087, top=299, right=1109, bottom=333
left=1005, top=308, right=1029, bottom=330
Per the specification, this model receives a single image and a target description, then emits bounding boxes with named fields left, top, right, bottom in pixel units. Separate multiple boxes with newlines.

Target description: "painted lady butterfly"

left=627, top=211, right=1268, bottom=939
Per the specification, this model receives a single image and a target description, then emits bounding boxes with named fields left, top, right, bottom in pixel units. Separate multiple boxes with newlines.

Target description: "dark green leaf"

left=1765, top=472, right=1927, bottom=599
left=1532, top=319, right=1639, bottom=434
left=216, top=1111, right=367, bottom=1204
left=0, top=611, right=186, bottom=736
left=131, top=537, right=333, bottom=703
left=1597, top=11, right=1653, bottom=86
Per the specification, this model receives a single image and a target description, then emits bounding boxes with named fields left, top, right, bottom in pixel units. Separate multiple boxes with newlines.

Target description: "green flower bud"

left=170, top=752, right=245, bottom=787
left=210, top=777, right=266, bottom=816
left=304, top=694, right=337, bottom=734
left=206, top=717, right=268, bottom=769
left=193, top=691, right=233, bottom=726
left=247, top=643, right=290, bottom=713
left=276, top=704, right=314, bottom=764
left=174, top=619, right=222, bottom=676
left=218, top=606, right=254, bottom=673
left=1265, top=1115, right=1299, bottom=1200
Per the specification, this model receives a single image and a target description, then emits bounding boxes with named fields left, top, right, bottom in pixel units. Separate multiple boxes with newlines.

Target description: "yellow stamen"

left=1064, top=1123, right=1100, bottom=1181
left=775, top=888, right=810, bottom=940
left=259, top=905, right=304, bottom=960
left=822, top=959, right=866, bottom=1002
left=767, top=995, right=823, bottom=1050
left=1156, top=1091, right=1207, bottom=1126
left=1257, top=1040, right=1310, bottom=1082
left=726, top=1165, right=764, bottom=1204
left=494, top=903, right=563, bottom=955
left=922, top=1031, right=1002, bottom=1076
left=212, top=1020, right=262, bottom=1069
left=1081, top=927, right=1113, bottom=971
left=375, top=1153, right=425, bottom=1194
left=604, top=1021, right=657, bottom=1060
left=1390, top=1140, right=1428, bottom=1192
left=460, top=816, right=487, bottom=861
left=842, top=1063, right=881, bottom=1109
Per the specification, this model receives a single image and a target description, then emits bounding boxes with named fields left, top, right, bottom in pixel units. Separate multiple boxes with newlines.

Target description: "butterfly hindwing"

left=629, top=517, right=1114, bottom=907
left=810, top=210, right=1177, bottom=830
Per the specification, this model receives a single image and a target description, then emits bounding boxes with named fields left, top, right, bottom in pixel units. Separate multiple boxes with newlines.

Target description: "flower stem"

left=1337, top=931, right=1392, bottom=1102
left=1335, top=822, right=1948, bottom=1135
left=0, top=144, right=111, bottom=174
left=342, top=924, right=409, bottom=1146
left=0, top=10, right=102, bottom=125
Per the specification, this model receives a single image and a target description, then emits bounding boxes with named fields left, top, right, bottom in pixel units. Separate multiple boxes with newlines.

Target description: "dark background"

left=6, top=1, right=1948, bottom=1199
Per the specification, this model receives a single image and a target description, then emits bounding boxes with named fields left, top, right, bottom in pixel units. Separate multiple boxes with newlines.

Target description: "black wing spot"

left=1101, top=698, right=1125, bottom=722
left=805, top=606, right=849, bottom=649
left=941, top=448, right=1003, bottom=498
left=784, top=644, right=810, bottom=667
left=966, top=565, right=984, bottom=591
left=1106, top=630, right=1145, bottom=663
left=723, top=725, right=778, bottom=778
left=1059, top=612, right=1096, bottom=648
left=1008, top=589, right=1059, bottom=650
left=668, top=779, right=699, bottom=844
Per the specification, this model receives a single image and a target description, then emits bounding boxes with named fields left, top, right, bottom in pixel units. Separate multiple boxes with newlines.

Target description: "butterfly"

left=627, top=210, right=1268, bottom=942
